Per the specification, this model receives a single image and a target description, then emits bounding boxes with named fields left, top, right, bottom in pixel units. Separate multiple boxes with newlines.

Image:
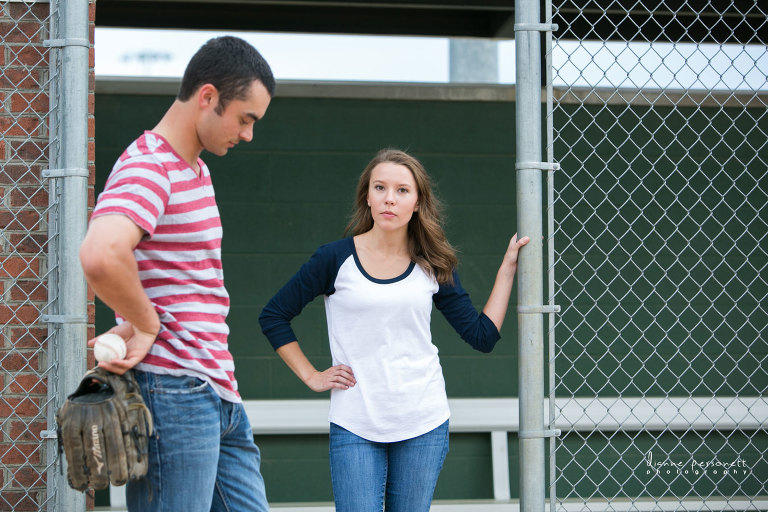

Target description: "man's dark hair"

left=178, top=36, right=276, bottom=113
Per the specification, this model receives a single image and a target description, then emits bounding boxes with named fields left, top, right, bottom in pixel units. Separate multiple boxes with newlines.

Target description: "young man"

left=79, top=36, right=275, bottom=511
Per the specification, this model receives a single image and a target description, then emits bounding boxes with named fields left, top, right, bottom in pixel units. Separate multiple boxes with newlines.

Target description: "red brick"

left=8, top=140, right=47, bottom=162
left=8, top=234, right=47, bottom=255
left=0, top=68, right=44, bottom=89
left=0, top=256, right=40, bottom=279
left=14, top=304, right=42, bottom=324
left=0, top=116, right=44, bottom=138
left=11, top=466, right=45, bottom=488
left=0, top=392, right=42, bottom=413
left=2, top=209, right=41, bottom=231
left=9, top=374, right=46, bottom=394
left=0, top=398, right=42, bottom=423
left=7, top=45, right=48, bottom=68
left=0, top=352, right=42, bottom=376
left=9, top=420, right=47, bottom=443
left=9, top=327, right=47, bottom=348
left=0, top=165, right=44, bottom=185
left=0, top=491, right=41, bottom=512
left=9, top=209, right=43, bottom=231
left=9, top=92, right=48, bottom=114
left=31, top=2, right=51, bottom=19
left=10, top=281, right=47, bottom=302
left=1, top=21, right=44, bottom=43
left=7, top=3, right=46, bottom=19
left=0, top=304, right=42, bottom=325
left=10, top=187, right=47, bottom=208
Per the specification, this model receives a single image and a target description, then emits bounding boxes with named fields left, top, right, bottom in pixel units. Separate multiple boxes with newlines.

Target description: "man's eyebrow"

left=246, top=113, right=260, bottom=122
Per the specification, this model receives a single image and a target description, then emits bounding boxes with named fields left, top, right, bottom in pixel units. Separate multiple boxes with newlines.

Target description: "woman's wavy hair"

left=344, top=149, right=458, bottom=284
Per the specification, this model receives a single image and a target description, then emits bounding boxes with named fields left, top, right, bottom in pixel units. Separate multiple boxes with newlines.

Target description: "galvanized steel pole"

left=48, top=0, right=90, bottom=510
left=515, top=0, right=546, bottom=511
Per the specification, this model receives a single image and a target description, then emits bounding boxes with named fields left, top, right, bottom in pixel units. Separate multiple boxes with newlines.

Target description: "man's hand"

left=88, top=323, right=158, bottom=375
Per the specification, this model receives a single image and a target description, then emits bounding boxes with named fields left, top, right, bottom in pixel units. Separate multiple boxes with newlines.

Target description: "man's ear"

left=197, top=84, right=218, bottom=110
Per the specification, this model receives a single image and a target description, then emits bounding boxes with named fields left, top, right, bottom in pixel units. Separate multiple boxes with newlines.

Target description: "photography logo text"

left=645, top=452, right=750, bottom=477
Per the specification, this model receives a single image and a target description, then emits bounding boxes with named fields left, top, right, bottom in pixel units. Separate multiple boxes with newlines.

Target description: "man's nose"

left=241, top=124, right=254, bottom=142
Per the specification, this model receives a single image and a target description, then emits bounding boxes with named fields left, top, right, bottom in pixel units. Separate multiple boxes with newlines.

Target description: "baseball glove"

left=56, top=367, right=153, bottom=491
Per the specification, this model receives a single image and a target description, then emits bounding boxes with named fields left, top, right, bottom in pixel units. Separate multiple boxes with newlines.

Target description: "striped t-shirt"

left=92, top=131, right=239, bottom=402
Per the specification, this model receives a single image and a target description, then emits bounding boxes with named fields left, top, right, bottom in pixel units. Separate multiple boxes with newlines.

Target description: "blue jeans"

left=329, top=421, right=449, bottom=512
left=125, top=371, right=269, bottom=512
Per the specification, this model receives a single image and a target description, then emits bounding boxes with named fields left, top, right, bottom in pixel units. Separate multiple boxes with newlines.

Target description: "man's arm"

left=80, top=214, right=161, bottom=373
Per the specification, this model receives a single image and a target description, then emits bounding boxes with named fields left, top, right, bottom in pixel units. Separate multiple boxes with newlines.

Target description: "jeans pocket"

left=152, top=374, right=209, bottom=395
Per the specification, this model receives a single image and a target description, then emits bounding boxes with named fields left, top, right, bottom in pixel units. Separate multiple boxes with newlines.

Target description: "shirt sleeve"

left=433, top=270, right=501, bottom=353
left=259, top=243, right=340, bottom=350
left=91, top=155, right=171, bottom=237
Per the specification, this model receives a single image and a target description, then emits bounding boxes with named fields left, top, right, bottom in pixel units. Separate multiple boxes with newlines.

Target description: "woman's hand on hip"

left=306, top=365, right=356, bottom=392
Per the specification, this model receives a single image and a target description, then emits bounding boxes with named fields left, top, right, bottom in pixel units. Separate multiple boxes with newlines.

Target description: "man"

left=79, top=36, right=274, bottom=511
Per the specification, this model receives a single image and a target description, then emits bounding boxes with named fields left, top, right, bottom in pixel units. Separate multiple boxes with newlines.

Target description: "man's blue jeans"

left=329, top=420, right=449, bottom=512
left=126, top=371, right=269, bottom=512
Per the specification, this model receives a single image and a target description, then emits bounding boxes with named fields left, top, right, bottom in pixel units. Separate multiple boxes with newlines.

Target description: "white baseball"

left=94, top=333, right=127, bottom=363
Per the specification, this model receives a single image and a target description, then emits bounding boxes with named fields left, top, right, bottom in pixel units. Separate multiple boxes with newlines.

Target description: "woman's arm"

left=276, top=341, right=356, bottom=392
left=482, top=234, right=530, bottom=331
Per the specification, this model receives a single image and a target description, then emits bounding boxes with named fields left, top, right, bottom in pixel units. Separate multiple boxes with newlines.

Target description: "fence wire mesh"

left=550, top=1, right=767, bottom=510
left=1, top=1, right=59, bottom=510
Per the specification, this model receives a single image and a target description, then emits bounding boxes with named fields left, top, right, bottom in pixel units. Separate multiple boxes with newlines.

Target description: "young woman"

left=259, top=148, right=529, bottom=512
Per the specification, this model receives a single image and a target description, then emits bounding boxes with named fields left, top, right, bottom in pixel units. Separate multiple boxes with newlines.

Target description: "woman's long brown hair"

left=344, top=149, right=458, bottom=284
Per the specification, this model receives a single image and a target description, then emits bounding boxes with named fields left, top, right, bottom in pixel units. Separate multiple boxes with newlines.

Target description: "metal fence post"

left=515, top=0, right=546, bottom=511
left=47, top=0, right=89, bottom=509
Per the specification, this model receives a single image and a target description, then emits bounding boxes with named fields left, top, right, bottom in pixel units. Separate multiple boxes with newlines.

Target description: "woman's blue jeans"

left=125, top=371, right=269, bottom=512
left=329, top=420, right=449, bottom=512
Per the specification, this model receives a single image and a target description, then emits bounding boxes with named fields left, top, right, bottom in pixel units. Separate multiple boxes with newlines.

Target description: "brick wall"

left=0, top=1, right=95, bottom=510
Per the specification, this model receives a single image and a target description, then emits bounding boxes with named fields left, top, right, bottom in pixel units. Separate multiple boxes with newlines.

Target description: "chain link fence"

left=1, top=1, right=60, bottom=510
left=550, top=1, right=767, bottom=510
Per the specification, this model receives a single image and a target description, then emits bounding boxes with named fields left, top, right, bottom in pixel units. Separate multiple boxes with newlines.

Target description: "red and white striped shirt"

left=92, top=131, right=240, bottom=402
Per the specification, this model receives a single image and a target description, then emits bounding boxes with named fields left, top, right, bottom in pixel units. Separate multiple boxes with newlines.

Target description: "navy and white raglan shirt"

left=259, top=237, right=501, bottom=443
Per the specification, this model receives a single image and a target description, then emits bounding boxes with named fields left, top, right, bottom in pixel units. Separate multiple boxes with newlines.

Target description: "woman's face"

left=367, top=162, right=419, bottom=233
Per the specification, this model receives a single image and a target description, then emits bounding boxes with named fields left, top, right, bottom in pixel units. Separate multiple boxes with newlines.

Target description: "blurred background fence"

left=549, top=1, right=767, bottom=510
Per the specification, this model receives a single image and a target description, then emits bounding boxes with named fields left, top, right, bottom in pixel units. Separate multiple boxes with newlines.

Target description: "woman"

left=259, top=148, right=528, bottom=512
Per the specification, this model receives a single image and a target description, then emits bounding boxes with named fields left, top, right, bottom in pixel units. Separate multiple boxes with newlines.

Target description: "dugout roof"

left=95, top=0, right=764, bottom=44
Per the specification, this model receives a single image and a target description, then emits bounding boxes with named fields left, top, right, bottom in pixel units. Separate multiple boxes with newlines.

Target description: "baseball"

left=93, top=333, right=127, bottom=363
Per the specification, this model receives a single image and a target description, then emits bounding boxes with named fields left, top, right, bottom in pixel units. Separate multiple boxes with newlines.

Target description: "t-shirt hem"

left=329, top=411, right=450, bottom=443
